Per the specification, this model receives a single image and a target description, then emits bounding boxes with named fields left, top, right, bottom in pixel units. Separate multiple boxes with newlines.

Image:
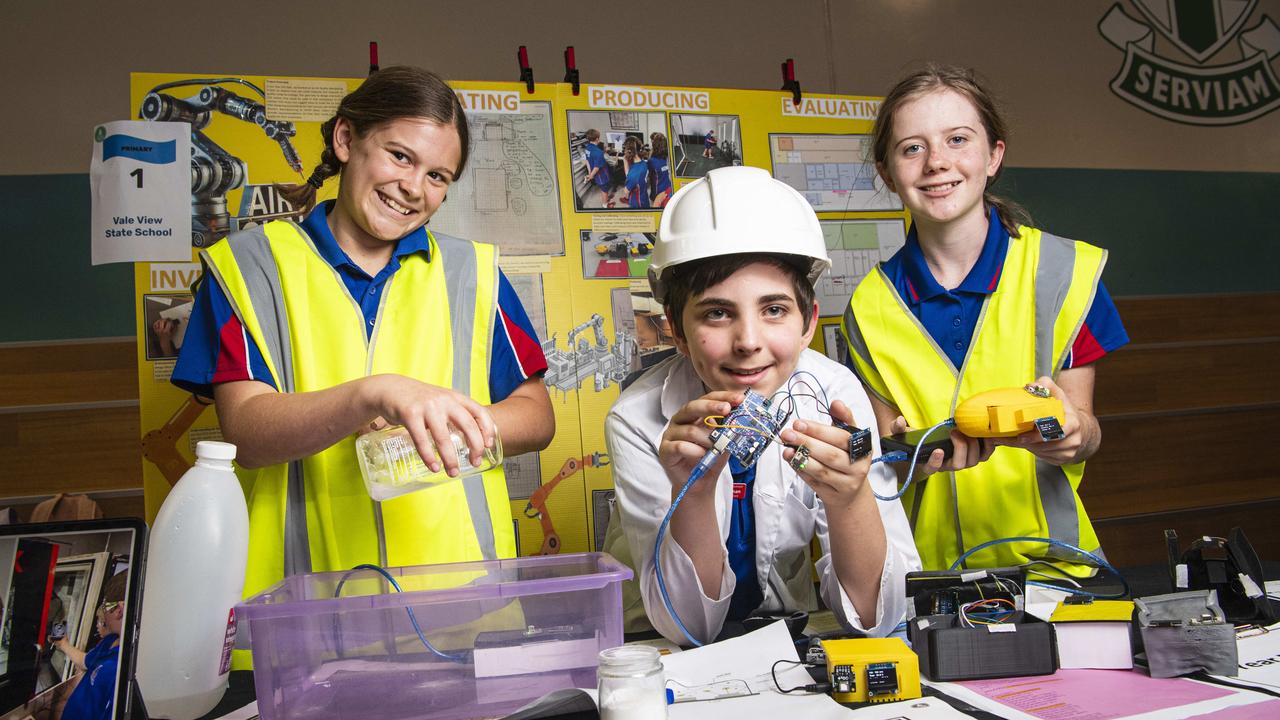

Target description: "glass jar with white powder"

left=597, top=645, right=668, bottom=720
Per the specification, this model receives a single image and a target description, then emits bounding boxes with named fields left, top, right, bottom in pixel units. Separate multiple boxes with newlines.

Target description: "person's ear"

left=333, top=117, right=355, bottom=164
left=667, top=305, right=690, bottom=357
left=877, top=162, right=897, bottom=194
left=987, top=139, right=1006, bottom=179
left=801, top=300, right=819, bottom=347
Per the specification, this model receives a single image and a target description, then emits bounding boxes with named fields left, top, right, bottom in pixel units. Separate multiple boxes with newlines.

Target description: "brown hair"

left=663, top=254, right=817, bottom=340
left=101, top=569, right=129, bottom=605
left=650, top=132, right=668, bottom=160
left=586, top=128, right=601, bottom=142
left=622, top=136, right=641, bottom=160
left=872, top=64, right=1030, bottom=236
left=277, top=66, right=470, bottom=213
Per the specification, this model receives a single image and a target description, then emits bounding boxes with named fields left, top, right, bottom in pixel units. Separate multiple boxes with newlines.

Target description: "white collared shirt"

left=604, top=349, right=921, bottom=644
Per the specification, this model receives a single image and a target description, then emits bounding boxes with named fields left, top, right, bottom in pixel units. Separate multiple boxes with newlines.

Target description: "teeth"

left=922, top=181, right=960, bottom=192
left=380, top=193, right=412, bottom=215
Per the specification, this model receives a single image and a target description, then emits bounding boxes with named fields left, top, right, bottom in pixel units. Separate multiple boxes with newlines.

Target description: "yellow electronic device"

left=953, top=384, right=1065, bottom=438
left=821, top=637, right=921, bottom=704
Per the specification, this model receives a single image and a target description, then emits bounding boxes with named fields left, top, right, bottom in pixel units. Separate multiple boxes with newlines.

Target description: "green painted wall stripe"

left=1, top=168, right=1275, bottom=342
left=2, top=174, right=134, bottom=341
left=995, top=167, right=1277, bottom=296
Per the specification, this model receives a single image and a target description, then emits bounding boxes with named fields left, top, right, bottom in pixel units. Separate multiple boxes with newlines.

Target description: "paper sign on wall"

left=91, top=120, right=191, bottom=264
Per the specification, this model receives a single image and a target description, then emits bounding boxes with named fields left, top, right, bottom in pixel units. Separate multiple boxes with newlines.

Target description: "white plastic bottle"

left=137, top=441, right=249, bottom=719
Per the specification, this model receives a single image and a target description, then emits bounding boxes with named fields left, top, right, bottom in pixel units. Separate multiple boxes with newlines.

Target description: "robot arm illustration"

left=524, top=452, right=609, bottom=555
left=141, top=395, right=211, bottom=486
left=139, top=78, right=303, bottom=247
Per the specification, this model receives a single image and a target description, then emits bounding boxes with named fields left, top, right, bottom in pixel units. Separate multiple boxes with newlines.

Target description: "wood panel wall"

left=0, top=338, right=144, bottom=520
left=1085, top=293, right=1280, bottom=567
left=3, top=292, right=1277, bottom=570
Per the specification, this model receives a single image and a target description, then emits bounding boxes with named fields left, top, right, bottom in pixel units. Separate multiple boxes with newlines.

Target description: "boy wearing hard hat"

left=605, top=166, right=920, bottom=645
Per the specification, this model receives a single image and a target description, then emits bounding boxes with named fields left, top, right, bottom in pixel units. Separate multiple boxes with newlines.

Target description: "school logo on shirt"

left=1098, top=1, right=1280, bottom=125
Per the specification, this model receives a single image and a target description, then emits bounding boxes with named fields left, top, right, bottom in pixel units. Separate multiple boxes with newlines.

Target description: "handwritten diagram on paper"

left=429, top=101, right=564, bottom=255
left=815, top=219, right=907, bottom=316
left=769, top=134, right=901, bottom=212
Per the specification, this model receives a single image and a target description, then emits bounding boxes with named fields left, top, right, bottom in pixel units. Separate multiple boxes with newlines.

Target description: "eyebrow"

left=386, top=139, right=457, bottom=180
left=385, top=140, right=417, bottom=160
left=693, top=293, right=796, bottom=308
left=895, top=125, right=978, bottom=146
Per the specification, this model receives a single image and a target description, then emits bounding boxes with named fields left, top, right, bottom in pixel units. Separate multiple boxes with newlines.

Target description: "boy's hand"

left=780, top=400, right=873, bottom=510
left=887, top=416, right=994, bottom=475
left=658, top=390, right=740, bottom=500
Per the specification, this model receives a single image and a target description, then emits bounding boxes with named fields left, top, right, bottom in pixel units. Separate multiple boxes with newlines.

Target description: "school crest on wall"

left=1099, top=1, right=1280, bottom=124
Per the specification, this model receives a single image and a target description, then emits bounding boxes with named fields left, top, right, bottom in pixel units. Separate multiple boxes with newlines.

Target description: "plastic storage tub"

left=236, top=552, right=633, bottom=720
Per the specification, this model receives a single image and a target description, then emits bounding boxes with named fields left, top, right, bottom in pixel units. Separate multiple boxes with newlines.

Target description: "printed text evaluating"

left=781, top=97, right=879, bottom=120
left=455, top=90, right=521, bottom=114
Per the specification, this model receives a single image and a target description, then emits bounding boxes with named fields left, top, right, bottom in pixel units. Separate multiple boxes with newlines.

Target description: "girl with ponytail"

left=172, top=67, right=553, bottom=600
left=842, top=64, right=1129, bottom=573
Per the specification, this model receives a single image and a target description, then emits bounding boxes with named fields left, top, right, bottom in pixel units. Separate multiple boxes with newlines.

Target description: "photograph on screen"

left=0, top=521, right=144, bottom=720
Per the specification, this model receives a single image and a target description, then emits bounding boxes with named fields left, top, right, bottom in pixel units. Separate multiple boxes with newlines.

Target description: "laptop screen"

left=0, top=518, right=147, bottom=720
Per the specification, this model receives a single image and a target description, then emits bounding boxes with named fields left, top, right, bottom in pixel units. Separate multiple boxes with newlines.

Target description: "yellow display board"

left=131, top=72, right=907, bottom=558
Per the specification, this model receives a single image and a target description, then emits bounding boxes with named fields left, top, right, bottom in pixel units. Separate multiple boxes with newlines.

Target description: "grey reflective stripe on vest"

left=841, top=301, right=892, bottom=408
left=219, top=224, right=311, bottom=576
left=866, top=265, right=969, bottom=553
left=1034, top=233, right=1076, bottom=378
left=433, top=232, right=498, bottom=562
left=1032, top=232, right=1081, bottom=556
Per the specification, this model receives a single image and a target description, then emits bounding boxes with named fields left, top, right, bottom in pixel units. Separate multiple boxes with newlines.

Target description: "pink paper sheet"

left=958, top=669, right=1234, bottom=719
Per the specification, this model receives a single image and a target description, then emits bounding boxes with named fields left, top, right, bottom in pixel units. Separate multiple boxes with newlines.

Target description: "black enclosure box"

left=908, top=611, right=1059, bottom=681
left=905, top=568, right=1058, bottom=681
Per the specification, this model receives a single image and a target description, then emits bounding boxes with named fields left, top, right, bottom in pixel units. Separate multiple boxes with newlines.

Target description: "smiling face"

left=672, top=260, right=816, bottom=396
left=878, top=89, right=1005, bottom=233
left=329, top=116, right=462, bottom=253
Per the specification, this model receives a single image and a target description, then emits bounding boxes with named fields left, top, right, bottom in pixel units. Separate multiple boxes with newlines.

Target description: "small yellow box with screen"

left=821, top=637, right=921, bottom=704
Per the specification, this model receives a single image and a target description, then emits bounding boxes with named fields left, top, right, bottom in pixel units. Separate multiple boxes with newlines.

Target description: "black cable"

left=770, top=659, right=830, bottom=694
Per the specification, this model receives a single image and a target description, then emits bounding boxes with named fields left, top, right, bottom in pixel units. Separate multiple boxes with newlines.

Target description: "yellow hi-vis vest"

left=201, top=221, right=516, bottom=667
left=842, top=227, right=1107, bottom=574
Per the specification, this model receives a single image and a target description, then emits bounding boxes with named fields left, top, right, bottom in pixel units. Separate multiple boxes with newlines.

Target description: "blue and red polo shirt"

left=585, top=142, right=611, bottom=189
left=624, top=160, right=650, bottom=209
left=171, top=201, right=548, bottom=403
left=856, top=208, right=1129, bottom=372
left=60, top=634, right=119, bottom=720
left=648, top=155, right=672, bottom=197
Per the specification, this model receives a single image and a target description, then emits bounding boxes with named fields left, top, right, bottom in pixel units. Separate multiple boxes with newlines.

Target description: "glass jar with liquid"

left=356, top=424, right=502, bottom=501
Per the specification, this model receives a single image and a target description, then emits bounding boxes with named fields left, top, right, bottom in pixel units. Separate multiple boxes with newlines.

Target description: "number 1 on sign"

left=130, top=168, right=143, bottom=188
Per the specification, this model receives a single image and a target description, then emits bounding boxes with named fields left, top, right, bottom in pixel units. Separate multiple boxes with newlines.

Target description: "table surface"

left=154, top=562, right=1280, bottom=720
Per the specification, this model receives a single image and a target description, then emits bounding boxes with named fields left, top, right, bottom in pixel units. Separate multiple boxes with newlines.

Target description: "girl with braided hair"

left=172, top=68, right=554, bottom=661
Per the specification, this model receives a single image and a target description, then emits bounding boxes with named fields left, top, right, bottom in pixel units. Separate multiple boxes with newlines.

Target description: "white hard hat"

left=649, top=166, right=830, bottom=304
